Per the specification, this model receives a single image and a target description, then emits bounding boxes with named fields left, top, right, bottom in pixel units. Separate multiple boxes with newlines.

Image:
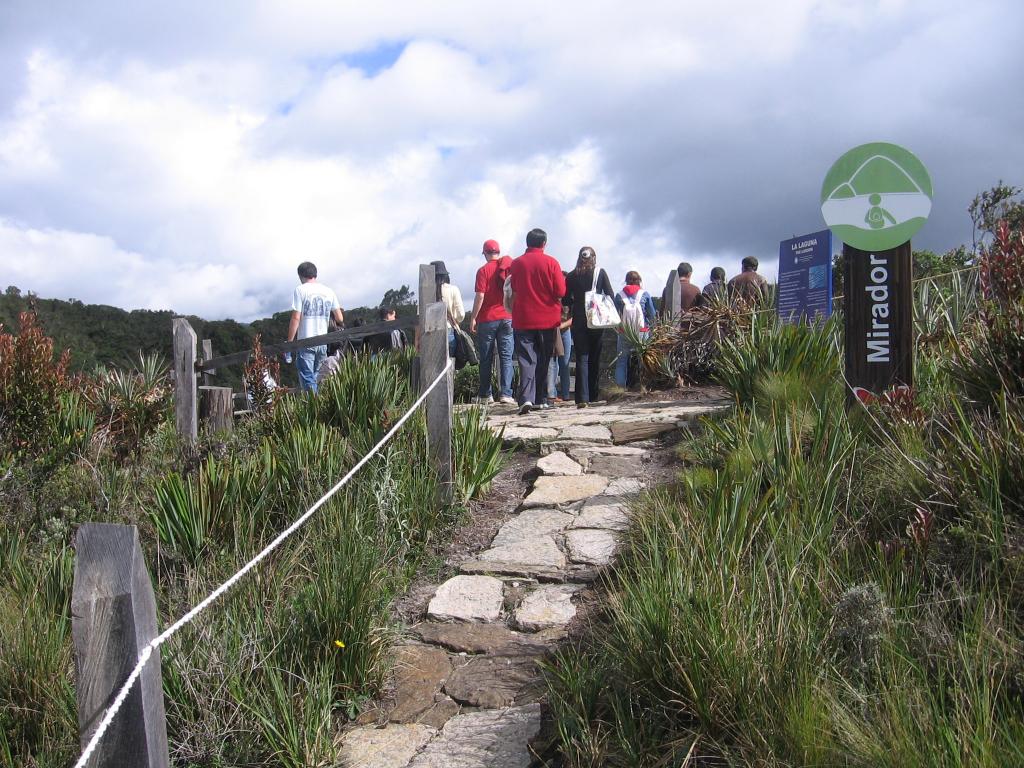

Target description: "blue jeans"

left=475, top=319, right=514, bottom=398
left=548, top=329, right=572, bottom=399
left=296, top=345, right=327, bottom=393
left=614, top=331, right=647, bottom=387
left=448, top=329, right=457, bottom=358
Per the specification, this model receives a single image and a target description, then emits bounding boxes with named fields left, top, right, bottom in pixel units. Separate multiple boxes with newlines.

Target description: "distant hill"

left=0, top=287, right=416, bottom=389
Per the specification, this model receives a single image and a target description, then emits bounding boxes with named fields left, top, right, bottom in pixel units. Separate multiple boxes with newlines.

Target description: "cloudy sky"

left=1, top=0, right=1021, bottom=321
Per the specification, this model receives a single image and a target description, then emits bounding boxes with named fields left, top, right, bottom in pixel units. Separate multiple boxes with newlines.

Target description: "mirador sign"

left=821, top=142, right=933, bottom=253
left=821, top=142, right=932, bottom=401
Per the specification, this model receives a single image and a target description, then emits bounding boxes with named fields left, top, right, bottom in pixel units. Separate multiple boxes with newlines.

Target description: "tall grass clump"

left=1, top=322, right=465, bottom=767
left=546, top=273, right=1024, bottom=766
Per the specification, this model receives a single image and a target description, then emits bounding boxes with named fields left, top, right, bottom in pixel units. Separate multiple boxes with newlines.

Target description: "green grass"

left=546, top=304, right=1024, bottom=767
left=0, top=341, right=503, bottom=767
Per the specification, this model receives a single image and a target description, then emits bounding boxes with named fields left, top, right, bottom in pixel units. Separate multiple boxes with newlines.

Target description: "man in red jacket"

left=510, top=228, right=567, bottom=414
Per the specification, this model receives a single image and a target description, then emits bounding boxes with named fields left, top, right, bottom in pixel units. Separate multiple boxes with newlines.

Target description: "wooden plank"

left=611, top=420, right=677, bottom=444
left=662, top=269, right=682, bottom=318
left=172, top=318, right=198, bottom=444
left=198, top=317, right=416, bottom=371
left=199, top=386, right=234, bottom=433
left=843, top=241, right=913, bottom=399
left=71, top=523, right=170, bottom=768
left=200, top=339, right=214, bottom=386
left=421, top=301, right=453, bottom=504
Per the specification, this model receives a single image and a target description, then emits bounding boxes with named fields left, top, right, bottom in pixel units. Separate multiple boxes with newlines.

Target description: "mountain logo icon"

left=820, top=142, right=932, bottom=251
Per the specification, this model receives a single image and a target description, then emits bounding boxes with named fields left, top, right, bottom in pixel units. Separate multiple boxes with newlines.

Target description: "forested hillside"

left=0, top=286, right=416, bottom=386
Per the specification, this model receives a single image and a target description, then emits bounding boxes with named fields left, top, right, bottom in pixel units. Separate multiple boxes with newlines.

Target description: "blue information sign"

left=777, top=229, right=833, bottom=323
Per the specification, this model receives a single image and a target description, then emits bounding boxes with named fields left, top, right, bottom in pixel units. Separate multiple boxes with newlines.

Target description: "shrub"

left=0, top=311, right=74, bottom=460
left=453, top=407, right=505, bottom=502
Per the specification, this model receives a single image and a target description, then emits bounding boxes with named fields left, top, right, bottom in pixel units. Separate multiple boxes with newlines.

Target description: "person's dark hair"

left=741, top=256, right=759, bottom=272
left=711, top=266, right=725, bottom=282
left=429, top=260, right=450, bottom=285
left=625, top=270, right=642, bottom=286
left=526, top=228, right=547, bottom=248
left=575, top=246, right=597, bottom=272
left=297, top=261, right=317, bottom=280
left=676, top=262, right=693, bottom=278
left=378, top=306, right=395, bottom=321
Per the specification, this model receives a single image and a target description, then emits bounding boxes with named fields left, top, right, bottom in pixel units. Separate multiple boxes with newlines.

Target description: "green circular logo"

left=820, top=142, right=932, bottom=252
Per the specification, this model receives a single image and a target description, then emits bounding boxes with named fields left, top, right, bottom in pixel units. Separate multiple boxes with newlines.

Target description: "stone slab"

left=604, top=477, right=644, bottom=496
left=472, top=535, right=566, bottom=570
left=585, top=455, right=646, bottom=478
left=513, top=585, right=580, bottom=631
left=339, top=723, right=436, bottom=768
left=443, top=656, right=543, bottom=708
left=406, top=704, right=542, bottom=768
left=416, top=695, right=462, bottom=729
left=412, top=622, right=566, bottom=656
left=389, top=645, right=453, bottom=723
left=490, top=510, right=575, bottom=549
left=571, top=501, right=630, bottom=531
left=535, top=451, right=584, bottom=476
left=558, top=424, right=613, bottom=443
left=502, top=426, right=558, bottom=443
left=427, top=575, right=505, bottom=623
left=565, top=528, right=620, bottom=566
left=521, top=475, right=609, bottom=508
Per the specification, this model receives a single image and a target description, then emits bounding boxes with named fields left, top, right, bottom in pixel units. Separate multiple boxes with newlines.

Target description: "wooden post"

left=198, top=386, right=234, bottom=433
left=200, top=339, right=214, bottom=387
left=172, top=318, right=198, bottom=444
left=662, top=269, right=681, bottom=318
left=420, top=301, right=453, bottom=504
left=418, top=264, right=436, bottom=331
left=71, top=523, right=170, bottom=768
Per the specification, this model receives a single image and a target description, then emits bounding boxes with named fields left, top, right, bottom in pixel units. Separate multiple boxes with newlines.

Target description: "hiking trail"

left=337, top=395, right=728, bottom=767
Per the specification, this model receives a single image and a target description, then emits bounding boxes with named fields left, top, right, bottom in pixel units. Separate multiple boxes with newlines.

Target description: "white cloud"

left=0, top=0, right=1022, bottom=321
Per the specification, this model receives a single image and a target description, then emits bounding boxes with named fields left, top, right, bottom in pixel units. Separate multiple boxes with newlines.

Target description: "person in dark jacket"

left=563, top=246, right=614, bottom=407
left=698, top=266, right=727, bottom=306
left=728, top=256, right=769, bottom=303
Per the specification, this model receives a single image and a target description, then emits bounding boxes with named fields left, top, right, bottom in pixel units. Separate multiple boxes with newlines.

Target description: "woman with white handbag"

left=564, top=246, right=617, bottom=408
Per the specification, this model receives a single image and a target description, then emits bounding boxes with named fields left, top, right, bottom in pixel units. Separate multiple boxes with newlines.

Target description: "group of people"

left=284, top=238, right=769, bottom=405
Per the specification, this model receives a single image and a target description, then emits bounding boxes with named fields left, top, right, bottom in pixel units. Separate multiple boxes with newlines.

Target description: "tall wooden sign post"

left=842, top=241, right=914, bottom=396
left=820, top=141, right=933, bottom=401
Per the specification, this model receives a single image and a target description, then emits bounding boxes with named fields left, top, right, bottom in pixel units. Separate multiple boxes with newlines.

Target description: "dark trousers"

left=514, top=328, right=556, bottom=406
left=571, top=327, right=605, bottom=403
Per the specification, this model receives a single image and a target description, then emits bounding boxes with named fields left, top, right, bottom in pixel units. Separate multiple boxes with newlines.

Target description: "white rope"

left=73, top=360, right=453, bottom=768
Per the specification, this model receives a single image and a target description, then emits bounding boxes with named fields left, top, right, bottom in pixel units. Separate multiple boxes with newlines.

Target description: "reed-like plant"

left=453, top=407, right=506, bottom=502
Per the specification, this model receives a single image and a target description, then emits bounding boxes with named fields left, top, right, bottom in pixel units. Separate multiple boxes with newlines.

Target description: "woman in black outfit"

left=564, top=246, right=614, bottom=407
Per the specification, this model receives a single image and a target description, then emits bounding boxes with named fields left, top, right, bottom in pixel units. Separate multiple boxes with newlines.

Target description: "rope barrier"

left=73, top=359, right=454, bottom=768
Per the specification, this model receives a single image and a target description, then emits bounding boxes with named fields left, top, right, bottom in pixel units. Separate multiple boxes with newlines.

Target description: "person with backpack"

left=469, top=239, right=515, bottom=404
left=564, top=246, right=614, bottom=407
left=613, top=271, right=658, bottom=387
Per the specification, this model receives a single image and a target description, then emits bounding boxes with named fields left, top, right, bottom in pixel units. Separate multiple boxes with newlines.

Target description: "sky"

left=1, top=0, right=1022, bottom=321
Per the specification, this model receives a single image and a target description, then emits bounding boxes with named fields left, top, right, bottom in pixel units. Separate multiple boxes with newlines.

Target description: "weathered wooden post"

left=172, top=318, right=198, bottom=443
left=662, top=269, right=681, bottom=318
left=200, top=339, right=214, bottom=387
left=420, top=301, right=453, bottom=504
left=198, top=386, right=233, bottom=433
left=71, top=523, right=170, bottom=768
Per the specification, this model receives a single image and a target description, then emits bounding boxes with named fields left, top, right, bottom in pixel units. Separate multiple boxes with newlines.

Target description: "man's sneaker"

left=537, top=402, right=553, bottom=410
left=499, top=396, right=516, bottom=405
left=518, top=401, right=533, bottom=415
left=577, top=402, right=589, bottom=409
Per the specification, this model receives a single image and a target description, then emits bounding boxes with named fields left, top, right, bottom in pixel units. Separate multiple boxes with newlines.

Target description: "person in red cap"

left=469, top=238, right=515, bottom=404
left=510, top=228, right=566, bottom=414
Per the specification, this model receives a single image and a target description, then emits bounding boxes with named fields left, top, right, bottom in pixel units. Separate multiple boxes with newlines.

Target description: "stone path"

left=337, top=397, right=726, bottom=768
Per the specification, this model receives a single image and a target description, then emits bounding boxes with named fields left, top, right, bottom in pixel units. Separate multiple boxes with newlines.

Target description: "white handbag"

left=585, top=268, right=620, bottom=329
